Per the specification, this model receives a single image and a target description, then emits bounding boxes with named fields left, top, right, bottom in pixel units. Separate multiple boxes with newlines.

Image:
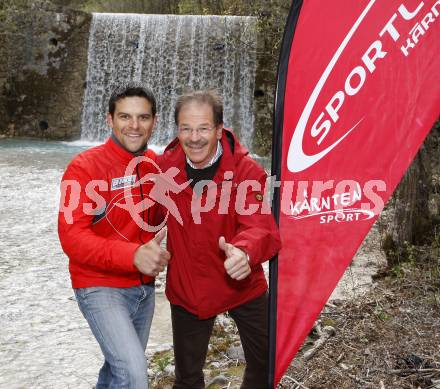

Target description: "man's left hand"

left=219, top=236, right=251, bottom=281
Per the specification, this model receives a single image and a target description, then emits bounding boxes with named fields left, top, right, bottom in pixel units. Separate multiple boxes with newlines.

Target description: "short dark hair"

left=108, top=82, right=157, bottom=117
left=174, top=89, right=223, bottom=126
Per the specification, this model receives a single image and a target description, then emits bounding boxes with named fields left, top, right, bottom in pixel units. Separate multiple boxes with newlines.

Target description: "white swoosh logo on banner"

left=287, top=0, right=376, bottom=173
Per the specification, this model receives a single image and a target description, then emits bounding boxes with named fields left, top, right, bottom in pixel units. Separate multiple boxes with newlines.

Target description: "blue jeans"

left=74, top=284, right=155, bottom=389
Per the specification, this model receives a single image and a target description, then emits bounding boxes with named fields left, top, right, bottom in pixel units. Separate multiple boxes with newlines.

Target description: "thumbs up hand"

left=134, top=227, right=171, bottom=277
left=219, top=236, right=251, bottom=281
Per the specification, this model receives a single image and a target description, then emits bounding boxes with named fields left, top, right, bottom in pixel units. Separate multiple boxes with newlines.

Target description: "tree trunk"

left=383, top=120, right=440, bottom=266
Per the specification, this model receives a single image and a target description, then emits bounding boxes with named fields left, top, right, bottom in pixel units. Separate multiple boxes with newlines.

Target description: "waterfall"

left=80, top=13, right=258, bottom=149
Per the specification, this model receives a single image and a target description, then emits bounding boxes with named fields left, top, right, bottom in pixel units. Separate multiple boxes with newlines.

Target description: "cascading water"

left=80, top=13, right=258, bottom=149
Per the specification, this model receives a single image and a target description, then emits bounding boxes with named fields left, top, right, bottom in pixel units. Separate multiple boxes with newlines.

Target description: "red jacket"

left=158, top=129, right=281, bottom=319
left=58, top=137, right=160, bottom=288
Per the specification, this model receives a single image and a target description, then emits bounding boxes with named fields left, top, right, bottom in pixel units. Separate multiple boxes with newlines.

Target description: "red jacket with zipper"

left=157, top=129, right=281, bottom=319
left=58, top=136, right=161, bottom=288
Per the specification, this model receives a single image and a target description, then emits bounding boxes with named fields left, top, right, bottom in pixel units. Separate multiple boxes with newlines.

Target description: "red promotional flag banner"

left=269, top=0, right=440, bottom=386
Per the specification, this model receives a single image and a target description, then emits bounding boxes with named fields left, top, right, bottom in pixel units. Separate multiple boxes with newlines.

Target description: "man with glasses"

left=158, top=89, right=281, bottom=389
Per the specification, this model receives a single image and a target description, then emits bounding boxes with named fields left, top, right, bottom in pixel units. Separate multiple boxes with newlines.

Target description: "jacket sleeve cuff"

left=230, top=239, right=257, bottom=268
left=113, top=241, right=141, bottom=273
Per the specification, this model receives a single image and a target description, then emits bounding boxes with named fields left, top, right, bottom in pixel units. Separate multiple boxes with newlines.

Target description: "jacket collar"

left=106, top=133, right=149, bottom=162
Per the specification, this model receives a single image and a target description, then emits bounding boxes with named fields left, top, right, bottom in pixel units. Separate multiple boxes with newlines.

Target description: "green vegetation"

left=0, top=0, right=31, bottom=10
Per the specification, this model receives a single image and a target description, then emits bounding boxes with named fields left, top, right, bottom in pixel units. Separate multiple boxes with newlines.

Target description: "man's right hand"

left=133, top=228, right=171, bottom=277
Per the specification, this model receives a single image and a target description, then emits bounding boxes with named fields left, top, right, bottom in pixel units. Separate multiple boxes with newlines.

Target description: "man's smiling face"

left=107, top=96, right=157, bottom=153
left=177, top=102, right=222, bottom=168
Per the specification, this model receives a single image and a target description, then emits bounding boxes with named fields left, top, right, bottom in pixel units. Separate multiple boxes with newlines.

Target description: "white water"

left=81, top=13, right=258, bottom=149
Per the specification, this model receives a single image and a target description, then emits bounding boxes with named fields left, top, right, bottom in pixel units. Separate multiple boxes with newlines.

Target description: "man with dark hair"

left=108, top=84, right=157, bottom=119
left=158, top=89, right=281, bottom=389
left=58, top=82, right=170, bottom=389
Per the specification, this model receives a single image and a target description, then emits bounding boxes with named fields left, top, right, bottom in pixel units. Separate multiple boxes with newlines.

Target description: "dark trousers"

left=171, top=293, right=268, bottom=389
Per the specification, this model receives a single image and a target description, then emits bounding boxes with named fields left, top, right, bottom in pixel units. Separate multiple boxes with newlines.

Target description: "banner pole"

left=268, top=1, right=303, bottom=387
